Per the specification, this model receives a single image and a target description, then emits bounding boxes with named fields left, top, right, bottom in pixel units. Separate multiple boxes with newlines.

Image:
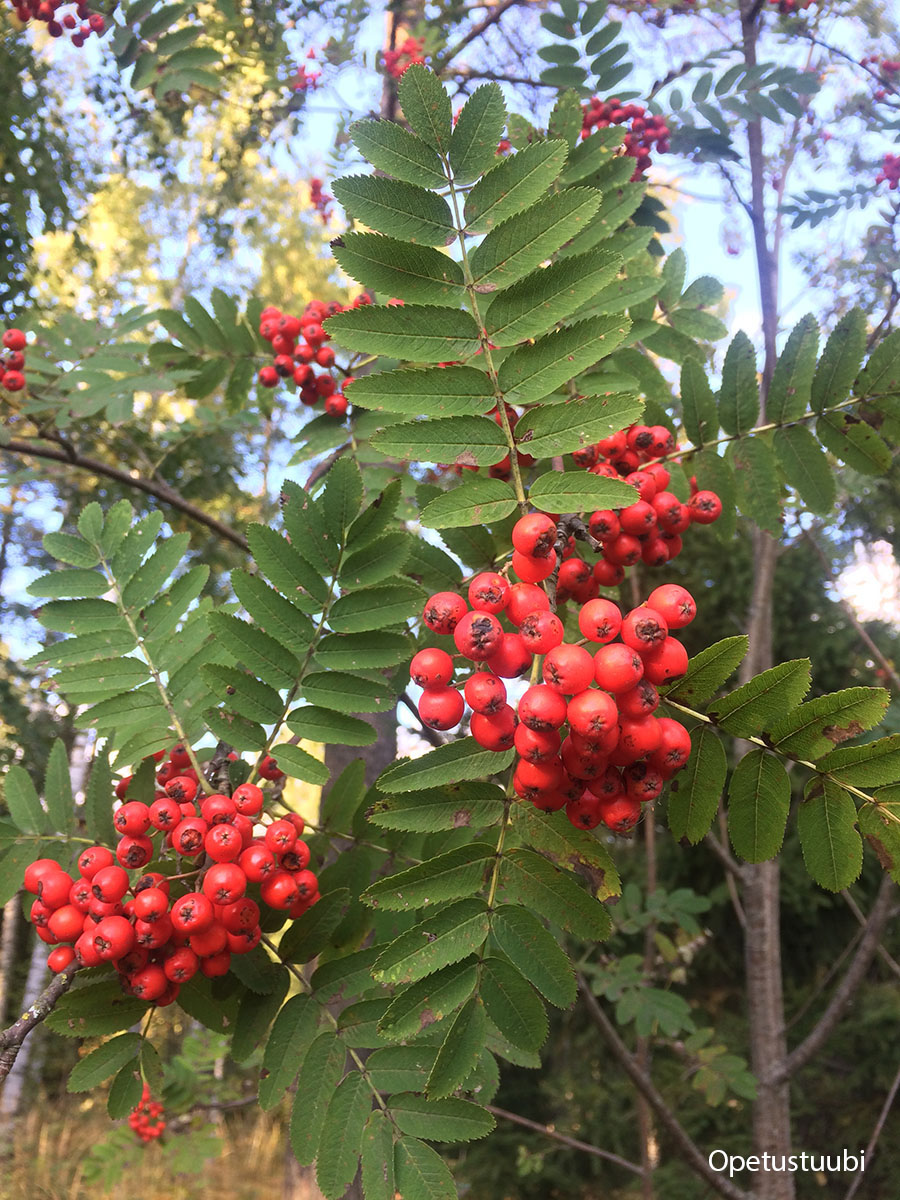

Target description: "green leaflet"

left=378, top=739, right=515, bottom=793
left=28, top=567, right=108, bottom=598
left=558, top=183, right=646, bottom=257
left=279, top=889, right=351, bottom=964
left=378, top=960, right=479, bottom=1041
left=450, top=83, right=507, bottom=183
left=718, top=331, right=759, bottom=436
left=373, top=899, right=491, bottom=985
left=3, top=765, right=47, bottom=834
left=816, top=411, right=891, bottom=475
left=498, top=315, right=631, bottom=405
left=393, top=1137, right=457, bottom=1200
left=398, top=65, right=453, bottom=152
left=371, top=415, right=508, bottom=466
left=202, top=664, right=283, bottom=723
left=499, top=849, right=612, bottom=941
left=663, top=636, right=749, bottom=707
left=666, top=726, right=728, bottom=845
left=340, top=532, right=412, bottom=590
left=480, top=957, right=548, bottom=1052
left=768, top=314, right=819, bottom=422
left=484, top=249, right=622, bottom=345
left=367, top=782, right=507, bottom=832
left=258, top=995, right=320, bottom=1109
left=810, top=308, right=866, bottom=412
left=47, top=980, right=148, bottom=1039
left=469, top=188, right=602, bottom=288
left=289, top=1033, right=348, bottom=1165
left=328, top=583, right=423, bottom=633
left=367, top=1046, right=435, bottom=1093
left=857, top=327, right=900, bottom=400
left=707, top=659, right=811, bottom=737
left=858, top=801, right=900, bottom=884
left=818, top=735, right=900, bottom=786
left=231, top=571, right=315, bottom=655
left=420, top=478, right=518, bottom=529
left=361, top=1111, right=396, bottom=1200
left=426, top=997, right=488, bottom=1098
left=558, top=126, right=626, bottom=185
left=680, top=357, right=718, bottom=447
left=138, top=565, right=210, bottom=642
left=206, top=612, right=299, bottom=691
left=246, top=524, right=331, bottom=608
left=39, top=598, right=121, bottom=636
left=316, top=1072, right=372, bottom=1200
left=269, top=743, right=330, bottom=786
left=349, top=119, right=446, bottom=187
left=363, top=844, right=494, bottom=911
left=465, top=140, right=568, bottom=233
left=67, top=1033, right=141, bottom=1093
left=300, top=671, right=398, bottom=714
left=346, top=365, right=494, bottom=417
left=773, top=425, right=836, bottom=515
left=331, top=233, right=464, bottom=306
left=324, top=304, right=479, bottom=363
left=767, top=687, right=889, bottom=760
left=519, top=807, right=620, bottom=901
left=727, top=749, right=792, bottom=863
left=121, top=533, right=190, bottom=610
left=42, top=530, right=101, bottom=569
left=490, top=905, right=576, bottom=1008
left=315, top=632, right=411, bottom=672
left=798, top=778, right=863, bottom=892
left=332, top=176, right=454, bottom=246
left=528, top=468, right=636, bottom=513
left=515, top=392, right=643, bottom=458
left=390, top=1094, right=495, bottom=1143
left=728, top=437, right=782, bottom=536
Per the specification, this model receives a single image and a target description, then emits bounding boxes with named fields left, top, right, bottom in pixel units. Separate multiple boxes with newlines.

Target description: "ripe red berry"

left=205, top=823, right=243, bottom=862
left=37, top=870, right=74, bottom=909
left=646, top=584, right=696, bottom=629
left=2, top=329, right=26, bottom=352
left=409, top=647, right=455, bottom=689
left=130, top=964, right=168, bottom=1001
left=512, top=513, right=557, bottom=558
left=506, top=583, right=550, bottom=626
left=115, top=835, right=153, bottom=869
left=589, top=509, right=620, bottom=541
left=259, top=366, right=279, bottom=388
left=593, top=644, right=644, bottom=693
left=202, top=863, right=246, bottom=906
left=689, top=490, right=723, bottom=524
left=48, top=945, right=76, bottom=973
left=239, top=842, right=277, bottom=882
left=566, top=791, right=605, bottom=829
left=172, top=817, right=208, bottom=856
left=512, top=549, right=556, bottom=583
left=621, top=606, right=669, bottom=654
left=640, top=637, right=689, bottom=684
left=2, top=370, right=24, bottom=391
left=514, top=723, right=561, bottom=764
left=164, top=946, right=199, bottom=983
left=165, top=775, right=197, bottom=803
left=648, top=718, right=692, bottom=776
left=24, top=859, right=67, bottom=894
left=542, top=643, right=594, bottom=695
left=423, top=591, right=468, bottom=635
left=93, top=915, right=136, bottom=962
left=453, top=610, right=503, bottom=661
left=566, top=689, right=619, bottom=737
left=114, top=801, right=151, bottom=837
left=418, top=686, right=465, bottom=730
left=578, top=597, right=622, bottom=643
left=517, top=684, right=568, bottom=731
left=467, top=572, right=510, bottom=614
left=171, top=892, right=214, bottom=933
left=470, top=705, right=517, bottom=750
left=260, top=871, right=300, bottom=910
left=91, top=865, right=130, bottom=904
left=132, top=887, right=168, bottom=923
left=598, top=794, right=642, bottom=833
left=519, top=610, right=564, bottom=655
left=463, top=672, right=506, bottom=715
left=232, top=783, right=264, bottom=816
left=485, top=632, right=532, bottom=679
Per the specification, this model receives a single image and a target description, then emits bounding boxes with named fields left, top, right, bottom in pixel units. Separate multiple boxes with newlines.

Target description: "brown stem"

left=843, top=1059, right=900, bottom=1200
left=486, top=1104, right=645, bottom=1176
left=577, top=976, right=751, bottom=1200
left=436, top=0, right=529, bottom=70
left=778, top=877, right=896, bottom=1082
left=2, top=439, right=248, bottom=551
left=0, top=968, right=77, bottom=1083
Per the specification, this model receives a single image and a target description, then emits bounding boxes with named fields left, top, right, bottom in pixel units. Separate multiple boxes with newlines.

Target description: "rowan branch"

left=844, top=1059, right=900, bottom=1200
left=778, top=876, right=897, bottom=1082
left=486, top=1104, right=645, bottom=1176
left=436, top=0, right=530, bottom=70
left=576, top=976, right=751, bottom=1200
left=0, top=968, right=78, bottom=1083
left=2, top=438, right=248, bottom=551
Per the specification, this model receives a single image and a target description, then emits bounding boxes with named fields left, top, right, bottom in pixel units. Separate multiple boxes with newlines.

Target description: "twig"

left=486, top=1104, right=645, bottom=1176
left=436, top=0, right=529, bottom=70
left=2, top=438, right=248, bottom=551
left=843, top=1060, right=900, bottom=1200
left=576, top=976, right=751, bottom=1200
left=0, top=968, right=78, bottom=1083
left=842, top=889, right=900, bottom=981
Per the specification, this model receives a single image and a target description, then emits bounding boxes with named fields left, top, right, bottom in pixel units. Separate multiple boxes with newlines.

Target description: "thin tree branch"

left=843, top=1059, right=900, bottom=1200
left=486, top=1104, right=645, bottom=1177
left=0, top=968, right=77, bottom=1083
left=436, top=0, right=529, bottom=70
left=842, top=889, right=900, bottom=981
left=2, top=438, right=248, bottom=551
left=778, top=877, right=896, bottom=1082
left=576, top=976, right=751, bottom=1200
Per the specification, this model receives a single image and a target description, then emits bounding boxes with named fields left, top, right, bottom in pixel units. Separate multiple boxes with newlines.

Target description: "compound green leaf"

left=279, top=890, right=351, bottom=965
left=346, top=365, right=493, bottom=417
left=28, top=568, right=108, bottom=599
left=559, top=183, right=646, bottom=257
left=206, top=612, right=299, bottom=691
left=247, top=524, right=331, bottom=608
left=420, top=478, right=517, bottom=529
left=667, top=726, right=727, bottom=845
left=43, top=739, right=73, bottom=834
left=857, top=327, right=900, bottom=401
left=231, top=572, right=315, bottom=656
left=286, top=705, right=376, bottom=747
left=42, top=531, right=100, bottom=569
left=727, top=749, right=791, bottom=863
left=341, top=533, right=412, bottom=590
left=378, top=739, right=514, bottom=794
left=121, top=533, right=190, bottom=610
left=201, top=664, right=283, bottom=724
left=47, top=980, right=148, bottom=1039
left=520, top=807, right=620, bottom=900
left=498, top=315, right=631, bottom=405
left=269, top=743, right=330, bottom=785
left=371, top=415, right=507, bottom=466
left=3, top=764, right=46, bottom=834
left=368, top=783, right=507, bottom=833
left=366, top=1046, right=435, bottom=1093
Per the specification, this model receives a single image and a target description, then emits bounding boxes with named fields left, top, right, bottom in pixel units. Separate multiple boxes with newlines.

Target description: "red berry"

left=566, top=689, right=618, bottom=738
left=423, top=591, right=468, bottom=635
left=232, top=783, right=264, bottom=816
left=578, top=598, right=622, bottom=643
left=514, top=724, right=561, bottom=764
left=409, top=647, right=455, bottom=689
left=470, top=705, right=517, bottom=750
left=171, top=892, right=214, bottom=933
left=463, top=672, right=506, bottom=715
left=640, top=637, right=689, bottom=684
left=593, top=644, right=644, bottom=693
left=260, top=871, right=300, bottom=910
left=689, top=490, right=723, bottom=524
left=202, top=863, right=246, bottom=906
left=164, top=775, right=197, bottom=803
left=93, top=915, right=136, bottom=961
left=542, top=643, right=594, bottom=695
left=511, top=513, right=557, bottom=558
left=48, top=945, right=76, bottom=973
left=598, top=794, right=642, bottom=833
left=617, top=680, right=660, bottom=718
left=91, top=865, right=130, bottom=904
left=566, top=792, right=605, bottom=829
left=512, top=549, right=555, bottom=584
left=114, top=801, right=151, bottom=837
left=506, top=583, right=550, bottom=626
left=621, top=606, right=669, bottom=654
left=132, top=887, right=168, bottom=923
left=239, top=842, right=277, bottom=882
left=484, top=632, right=532, bottom=679
left=648, top=718, right=692, bottom=777
left=517, top=684, right=568, bottom=731
left=2, top=328, right=26, bottom=351
left=259, top=366, right=279, bottom=388
left=453, top=610, right=503, bottom=661
left=205, top=823, right=243, bottom=862
left=418, top=686, right=464, bottom=730
left=589, top=509, right=620, bottom=541
left=519, top=610, right=564, bottom=655
left=467, top=572, right=510, bottom=614
left=646, top=584, right=696, bottom=629
left=172, top=817, right=208, bottom=857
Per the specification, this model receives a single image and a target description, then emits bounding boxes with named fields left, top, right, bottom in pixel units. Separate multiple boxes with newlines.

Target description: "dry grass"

left=0, top=1096, right=288, bottom=1200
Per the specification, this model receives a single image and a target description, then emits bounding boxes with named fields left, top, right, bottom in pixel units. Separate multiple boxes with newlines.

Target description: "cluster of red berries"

left=876, top=153, right=900, bottom=190
left=566, top=422, right=722, bottom=583
left=581, top=98, right=670, bottom=180
left=257, top=299, right=366, bottom=418
left=413, top=518, right=697, bottom=834
left=22, top=743, right=318, bottom=1005
left=309, top=177, right=334, bottom=224
left=1, top=328, right=28, bottom=393
left=129, top=1085, right=165, bottom=1144
left=290, top=65, right=321, bottom=92
left=7, top=0, right=106, bottom=43
left=384, top=36, right=426, bottom=79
